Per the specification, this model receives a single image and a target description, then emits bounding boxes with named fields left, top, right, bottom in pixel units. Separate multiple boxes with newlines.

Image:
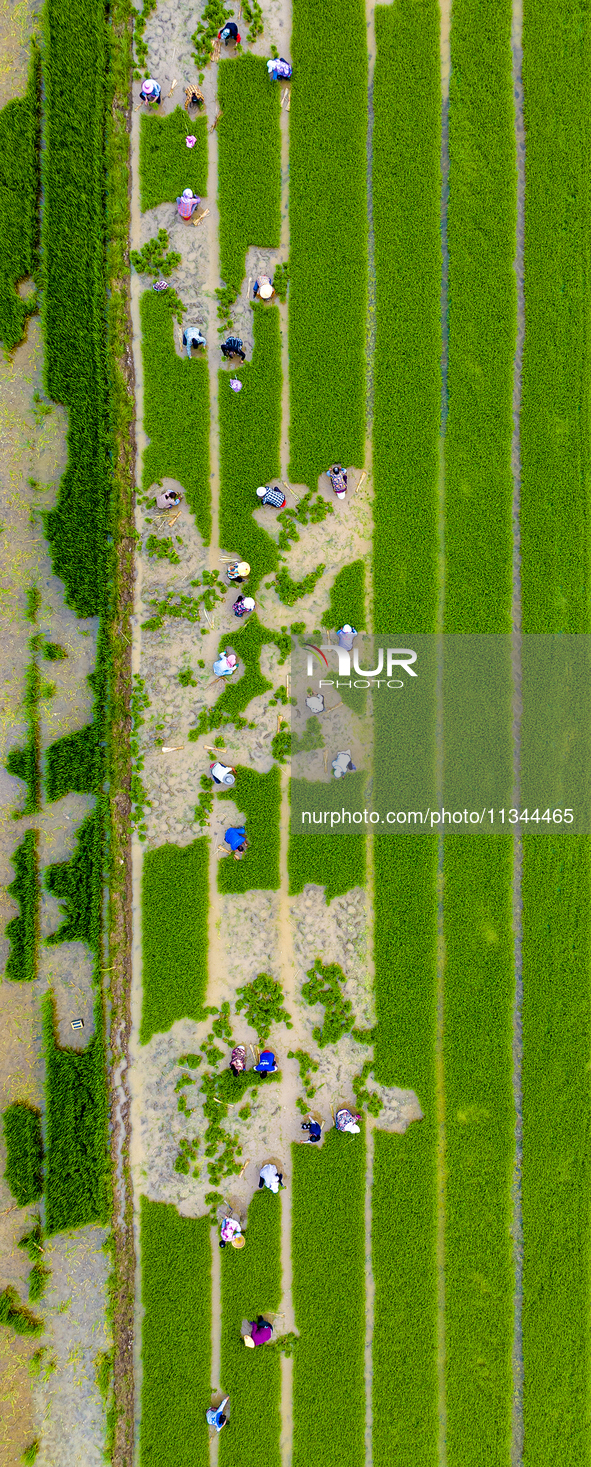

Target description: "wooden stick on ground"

left=193, top=208, right=210, bottom=227
left=283, top=481, right=301, bottom=502
left=208, top=104, right=223, bottom=131
left=161, top=745, right=183, bottom=753
left=356, top=470, right=368, bottom=492
left=217, top=845, right=228, bottom=854
left=165, top=79, right=178, bottom=99
left=323, top=702, right=342, bottom=714
left=239, top=1157, right=251, bottom=1178
left=204, top=744, right=226, bottom=753
left=277, top=714, right=282, bottom=733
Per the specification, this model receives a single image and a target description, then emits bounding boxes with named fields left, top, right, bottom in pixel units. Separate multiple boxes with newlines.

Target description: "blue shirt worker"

left=254, top=1050, right=278, bottom=1074
left=225, top=826, right=248, bottom=860
left=206, top=1397, right=229, bottom=1433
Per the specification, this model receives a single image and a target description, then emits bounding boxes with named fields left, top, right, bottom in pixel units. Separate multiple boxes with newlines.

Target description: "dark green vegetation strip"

left=0, top=44, right=40, bottom=350
left=141, top=839, right=209, bottom=1044
left=0, top=1289, right=43, bottom=1336
left=217, top=54, right=281, bottom=289
left=6, top=656, right=42, bottom=816
left=522, top=837, right=591, bottom=1466
left=218, top=766, right=280, bottom=893
left=140, top=1198, right=210, bottom=1467
left=45, top=724, right=98, bottom=801
left=521, top=0, right=591, bottom=633
left=3, top=1103, right=43, bottom=1205
left=219, top=305, right=280, bottom=591
left=193, top=615, right=289, bottom=736
left=320, top=559, right=365, bottom=631
left=372, top=834, right=438, bottom=1466
left=445, top=0, right=516, bottom=634
left=289, top=775, right=366, bottom=903
left=289, top=0, right=367, bottom=490
left=43, top=0, right=111, bottom=617
left=140, top=107, right=208, bottom=212
left=219, top=1190, right=282, bottom=1467
left=373, top=0, right=440, bottom=631
left=142, top=290, right=211, bottom=541
left=43, top=994, right=109, bottom=1234
left=5, top=830, right=39, bottom=982
left=292, top=1128, right=366, bottom=1467
left=45, top=812, right=101, bottom=949
left=443, top=837, right=515, bottom=1464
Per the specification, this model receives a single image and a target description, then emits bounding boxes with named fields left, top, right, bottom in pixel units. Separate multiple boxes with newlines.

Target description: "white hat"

left=256, top=486, right=267, bottom=498
left=237, top=561, right=250, bottom=575
left=244, top=1334, right=255, bottom=1348
left=259, top=281, right=273, bottom=299
left=243, top=597, right=255, bottom=610
left=143, top=78, right=157, bottom=93
left=182, top=187, right=193, bottom=197
left=222, top=771, right=235, bottom=785
left=342, top=624, right=353, bottom=634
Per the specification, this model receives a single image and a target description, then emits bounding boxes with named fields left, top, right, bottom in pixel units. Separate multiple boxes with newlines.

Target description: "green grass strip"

left=140, top=107, right=208, bottom=212
left=444, top=0, right=516, bottom=634
left=43, top=0, right=111, bottom=617
left=217, top=54, right=281, bottom=289
left=140, top=1198, right=211, bottom=1467
left=373, top=0, right=441, bottom=632
left=45, top=811, right=101, bottom=949
left=320, top=559, right=365, bottom=631
left=289, top=774, right=367, bottom=902
left=3, top=1103, right=43, bottom=1205
left=218, top=304, right=280, bottom=592
left=218, top=765, right=280, bottom=893
left=289, top=0, right=367, bottom=490
left=443, top=836, right=515, bottom=1464
left=141, top=838, right=209, bottom=1044
left=0, top=43, right=40, bottom=350
left=43, top=992, right=109, bottom=1233
left=219, top=1189, right=282, bottom=1466
left=521, top=0, right=591, bottom=632
left=522, top=836, right=591, bottom=1464
left=141, top=290, right=211, bottom=542
left=5, top=830, right=39, bottom=983
left=292, top=1127, right=366, bottom=1466
left=45, top=724, right=98, bottom=801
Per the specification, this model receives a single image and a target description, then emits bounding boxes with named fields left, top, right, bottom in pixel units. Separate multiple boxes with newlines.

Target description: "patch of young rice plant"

left=43, top=0, right=111, bottom=617
left=291, top=1127, right=366, bottom=1467
left=444, top=0, right=516, bottom=634
left=5, top=830, right=39, bottom=982
left=43, top=993, right=109, bottom=1233
left=141, top=838, right=209, bottom=1044
left=288, top=775, right=366, bottom=902
left=443, top=836, right=515, bottom=1465
left=3, top=1103, right=43, bottom=1205
left=45, top=811, right=100, bottom=949
left=140, top=107, right=208, bottom=212
left=521, top=1, right=591, bottom=632
left=0, top=1288, right=43, bottom=1337
left=218, top=766, right=280, bottom=893
left=320, top=559, right=365, bottom=632
left=289, top=0, right=367, bottom=491
left=218, top=305, right=280, bottom=593
left=217, top=55, right=281, bottom=290
left=45, top=724, right=98, bottom=801
left=373, top=0, right=441, bottom=631
left=141, top=290, right=211, bottom=542
left=0, top=44, right=40, bottom=350
left=140, top=1198, right=210, bottom=1467
left=219, top=1189, right=282, bottom=1467
left=521, top=836, right=591, bottom=1465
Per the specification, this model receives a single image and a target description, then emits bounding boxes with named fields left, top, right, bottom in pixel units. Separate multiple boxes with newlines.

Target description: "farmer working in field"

left=244, top=1317, right=274, bottom=1347
left=337, top=624, right=357, bottom=651
left=233, top=594, right=255, bottom=619
left=224, top=826, right=249, bottom=859
left=139, top=77, right=161, bottom=104
left=156, top=487, right=181, bottom=509
left=301, top=1119, right=322, bottom=1143
left=209, top=761, right=236, bottom=786
left=229, top=1044, right=247, bottom=1076
left=258, top=1162, right=284, bottom=1191
left=221, top=336, right=246, bottom=361
left=182, top=324, right=207, bottom=357
left=226, top=560, right=250, bottom=583
left=219, top=20, right=240, bottom=44
left=256, top=484, right=286, bottom=509
left=253, top=274, right=274, bottom=300
left=267, top=57, right=292, bottom=80
left=206, top=1397, right=229, bottom=1429
left=254, top=1051, right=279, bottom=1076
left=176, top=187, right=201, bottom=220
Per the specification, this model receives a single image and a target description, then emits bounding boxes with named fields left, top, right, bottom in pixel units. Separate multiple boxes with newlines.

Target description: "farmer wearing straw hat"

left=227, top=560, right=250, bottom=582
left=244, top=1317, right=273, bottom=1347
left=219, top=1217, right=242, bottom=1249
left=139, top=77, right=161, bottom=105
left=256, top=484, right=286, bottom=509
left=253, top=274, right=274, bottom=300
left=232, top=594, right=255, bottom=618
left=176, top=187, right=201, bottom=220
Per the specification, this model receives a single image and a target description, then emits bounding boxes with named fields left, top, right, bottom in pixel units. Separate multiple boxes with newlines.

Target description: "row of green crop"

left=442, top=3, right=517, bottom=1461
left=140, top=1198, right=211, bottom=1467
left=218, top=765, right=281, bottom=893
left=141, top=838, right=209, bottom=1044
left=289, top=0, right=367, bottom=491
left=141, top=290, right=211, bottom=542
left=3, top=1103, right=43, bottom=1206
left=219, top=1189, right=282, bottom=1467
left=217, top=54, right=281, bottom=290
left=140, top=107, right=208, bottom=212
left=218, top=304, right=280, bottom=591
left=521, top=2, right=591, bottom=1459
left=0, top=44, right=40, bottom=350
left=43, top=992, right=109, bottom=1233
left=288, top=774, right=367, bottom=903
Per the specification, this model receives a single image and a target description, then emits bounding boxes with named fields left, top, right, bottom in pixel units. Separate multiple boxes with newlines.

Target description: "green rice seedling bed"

left=320, top=560, right=365, bottom=632
left=522, top=836, right=591, bottom=1465
left=140, top=107, right=208, bottom=212
left=289, top=774, right=366, bottom=902
left=219, top=1189, right=282, bottom=1467
left=45, top=724, right=98, bottom=801
left=371, top=833, right=438, bottom=1464
left=193, top=615, right=288, bottom=736
left=43, top=993, right=109, bottom=1233
left=45, top=812, right=100, bottom=950
left=218, top=766, right=280, bottom=893
left=43, top=0, right=111, bottom=617
left=289, top=0, right=367, bottom=491
left=0, top=44, right=40, bottom=350
left=140, top=1198, right=211, bottom=1467
left=217, top=55, right=281, bottom=290
left=218, top=305, right=280, bottom=593
left=443, top=835, right=515, bottom=1465
left=521, top=0, right=591, bottom=632
left=444, top=0, right=516, bottom=634
left=141, top=838, right=209, bottom=1043
left=372, top=0, right=440, bottom=631
left=141, top=290, right=211, bottom=542
left=2, top=1103, right=43, bottom=1205
left=291, top=1127, right=366, bottom=1467
left=5, top=830, right=39, bottom=982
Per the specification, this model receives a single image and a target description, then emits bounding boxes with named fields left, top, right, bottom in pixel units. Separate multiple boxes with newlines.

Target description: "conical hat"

left=243, top=1334, right=255, bottom=1347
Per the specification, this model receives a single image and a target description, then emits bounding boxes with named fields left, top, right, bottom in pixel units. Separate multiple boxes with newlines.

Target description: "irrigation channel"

left=0, top=0, right=590, bottom=1465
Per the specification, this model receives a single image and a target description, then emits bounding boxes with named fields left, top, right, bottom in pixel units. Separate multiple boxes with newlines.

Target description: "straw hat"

left=231, top=1235, right=245, bottom=1249
left=237, top=562, right=250, bottom=575
left=243, top=1334, right=255, bottom=1347
left=243, top=597, right=255, bottom=610
left=259, top=280, right=273, bottom=300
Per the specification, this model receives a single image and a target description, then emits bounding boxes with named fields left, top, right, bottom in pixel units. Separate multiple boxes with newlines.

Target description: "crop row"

left=141, top=837, right=209, bottom=1044
left=217, top=54, right=281, bottom=291
left=3, top=1102, right=43, bottom=1206
left=219, top=1189, right=282, bottom=1466
left=218, top=765, right=281, bottom=893
left=43, top=992, right=109, bottom=1234
left=0, top=44, right=40, bottom=350
left=218, top=304, right=280, bottom=591
left=141, top=290, right=211, bottom=542
left=140, top=1197, right=211, bottom=1466
left=140, top=107, right=208, bottom=213
left=289, top=0, right=367, bottom=491
left=5, top=830, right=39, bottom=983
left=521, top=2, right=591, bottom=1457
left=288, top=774, right=367, bottom=903
left=292, top=1127, right=366, bottom=1466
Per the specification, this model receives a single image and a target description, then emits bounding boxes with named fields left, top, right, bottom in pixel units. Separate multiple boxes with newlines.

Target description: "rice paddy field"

left=0, top=0, right=589, bottom=1463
